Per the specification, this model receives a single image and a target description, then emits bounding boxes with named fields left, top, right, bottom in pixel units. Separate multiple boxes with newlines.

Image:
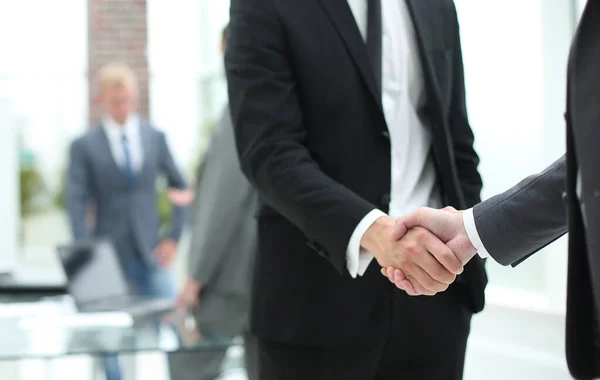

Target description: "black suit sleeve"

left=225, top=0, right=375, bottom=273
left=448, top=3, right=483, bottom=208
left=473, top=156, right=568, bottom=266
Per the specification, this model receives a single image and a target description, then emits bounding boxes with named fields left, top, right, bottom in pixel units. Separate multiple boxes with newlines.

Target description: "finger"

left=386, top=267, right=407, bottom=290
left=410, top=251, right=453, bottom=293
left=442, top=206, right=457, bottom=212
left=405, top=269, right=438, bottom=296
left=390, top=219, right=409, bottom=240
left=392, top=267, right=406, bottom=283
left=391, top=269, right=419, bottom=295
left=404, top=229, right=457, bottom=286
left=422, top=232, right=464, bottom=275
left=394, top=208, right=432, bottom=233
left=399, top=278, right=421, bottom=296
left=386, top=266, right=396, bottom=281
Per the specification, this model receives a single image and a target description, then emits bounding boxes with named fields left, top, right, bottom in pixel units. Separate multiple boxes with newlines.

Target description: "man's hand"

left=362, top=216, right=463, bottom=296
left=167, top=188, right=195, bottom=207
left=176, top=277, right=202, bottom=309
left=154, top=239, right=178, bottom=268
left=381, top=207, right=477, bottom=294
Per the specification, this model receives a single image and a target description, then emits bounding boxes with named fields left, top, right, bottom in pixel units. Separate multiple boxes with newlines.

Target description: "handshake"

left=364, top=206, right=478, bottom=296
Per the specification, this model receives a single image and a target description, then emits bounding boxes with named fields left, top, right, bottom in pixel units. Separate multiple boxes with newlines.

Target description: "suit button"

left=380, top=130, right=390, bottom=140
left=379, top=193, right=391, bottom=206
left=562, top=192, right=568, bottom=205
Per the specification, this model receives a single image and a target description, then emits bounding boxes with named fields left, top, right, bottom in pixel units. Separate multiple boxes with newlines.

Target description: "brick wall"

left=87, top=0, right=149, bottom=125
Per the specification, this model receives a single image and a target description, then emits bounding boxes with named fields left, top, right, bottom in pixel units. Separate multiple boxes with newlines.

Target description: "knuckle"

left=422, top=277, right=436, bottom=290
left=406, top=241, right=421, bottom=257
left=433, top=267, right=447, bottom=281
left=402, top=260, right=415, bottom=271
left=406, top=244, right=419, bottom=256
left=416, top=229, right=429, bottom=240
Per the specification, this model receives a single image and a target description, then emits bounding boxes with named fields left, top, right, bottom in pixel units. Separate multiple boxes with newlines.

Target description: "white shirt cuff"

left=462, top=208, right=493, bottom=260
left=346, top=209, right=388, bottom=278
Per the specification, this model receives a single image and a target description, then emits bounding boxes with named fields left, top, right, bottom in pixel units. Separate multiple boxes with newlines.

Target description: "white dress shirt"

left=462, top=209, right=492, bottom=259
left=345, top=0, right=442, bottom=277
left=102, top=114, right=144, bottom=173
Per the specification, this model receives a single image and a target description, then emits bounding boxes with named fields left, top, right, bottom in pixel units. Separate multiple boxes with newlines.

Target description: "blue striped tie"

left=121, top=134, right=135, bottom=183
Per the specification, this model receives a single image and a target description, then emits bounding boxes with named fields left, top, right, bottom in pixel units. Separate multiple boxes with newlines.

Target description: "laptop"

left=56, top=240, right=175, bottom=317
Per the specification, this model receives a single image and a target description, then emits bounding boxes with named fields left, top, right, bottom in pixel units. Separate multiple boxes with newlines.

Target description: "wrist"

left=360, top=216, right=394, bottom=258
left=453, top=214, right=478, bottom=264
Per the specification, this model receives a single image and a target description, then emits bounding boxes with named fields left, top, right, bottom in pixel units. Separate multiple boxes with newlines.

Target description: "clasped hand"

left=373, top=206, right=478, bottom=296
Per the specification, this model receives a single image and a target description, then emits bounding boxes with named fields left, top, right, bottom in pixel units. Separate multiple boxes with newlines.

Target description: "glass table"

left=0, top=295, right=240, bottom=379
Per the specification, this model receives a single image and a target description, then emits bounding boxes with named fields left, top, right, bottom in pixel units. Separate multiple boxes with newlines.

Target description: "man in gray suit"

left=384, top=2, right=600, bottom=378
left=67, top=63, right=187, bottom=380
left=170, top=25, right=258, bottom=380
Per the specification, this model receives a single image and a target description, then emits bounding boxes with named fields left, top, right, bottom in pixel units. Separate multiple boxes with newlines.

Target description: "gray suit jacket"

left=473, top=156, right=568, bottom=266
left=67, top=123, right=187, bottom=265
left=188, top=108, right=257, bottom=299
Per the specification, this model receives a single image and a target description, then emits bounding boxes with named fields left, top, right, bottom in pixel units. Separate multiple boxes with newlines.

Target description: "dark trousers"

left=258, top=283, right=472, bottom=380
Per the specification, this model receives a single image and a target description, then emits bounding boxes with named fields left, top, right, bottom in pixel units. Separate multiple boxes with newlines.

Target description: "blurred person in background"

left=170, top=25, right=258, bottom=380
left=66, top=63, right=188, bottom=380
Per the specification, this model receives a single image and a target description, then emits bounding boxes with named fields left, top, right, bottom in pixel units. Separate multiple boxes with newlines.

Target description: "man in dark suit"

left=67, top=63, right=187, bottom=380
left=386, top=2, right=600, bottom=378
left=225, top=0, right=487, bottom=378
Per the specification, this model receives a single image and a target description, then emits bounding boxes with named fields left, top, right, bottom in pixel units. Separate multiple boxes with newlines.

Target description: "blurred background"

left=0, top=0, right=589, bottom=379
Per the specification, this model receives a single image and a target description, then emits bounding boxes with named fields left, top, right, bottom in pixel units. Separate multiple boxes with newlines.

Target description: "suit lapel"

left=139, top=123, right=152, bottom=175
left=318, top=0, right=382, bottom=112
left=405, top=0, right=445, bottom=115
left=97, top=126, right=123, bottom=177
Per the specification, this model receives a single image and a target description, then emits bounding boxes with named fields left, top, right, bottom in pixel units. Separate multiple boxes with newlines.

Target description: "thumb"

left=390, top=219, right=408, bottom=240
left=391, top=208, right=432, bottom=240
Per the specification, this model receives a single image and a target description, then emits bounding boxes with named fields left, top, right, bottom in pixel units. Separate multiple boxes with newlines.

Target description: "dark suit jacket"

left=472, top=2, right=600, bottom=377
left=226, top=0, right=486, bottom=345
left=67, top=123, right=187, bottom=265
left=188, top=107, right=258, bottom=299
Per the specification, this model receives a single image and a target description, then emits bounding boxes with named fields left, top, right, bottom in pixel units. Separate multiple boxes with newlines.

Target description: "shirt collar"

left=103, top=114, right=140, bottom=140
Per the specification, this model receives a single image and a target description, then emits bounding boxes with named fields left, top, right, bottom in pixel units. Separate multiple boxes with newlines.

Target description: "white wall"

left=0, top=99, right=18, bottom=273
left=147, top=0, right=231, bottom=175
left=147, top=0, right=203, bottom=174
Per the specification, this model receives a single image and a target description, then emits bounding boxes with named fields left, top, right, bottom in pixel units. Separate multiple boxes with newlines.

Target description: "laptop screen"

left=56, top=240, right=129, bottom=305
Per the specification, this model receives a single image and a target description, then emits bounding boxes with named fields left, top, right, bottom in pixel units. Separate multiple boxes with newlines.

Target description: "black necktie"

left=366, top=0, right=382, bottom=96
